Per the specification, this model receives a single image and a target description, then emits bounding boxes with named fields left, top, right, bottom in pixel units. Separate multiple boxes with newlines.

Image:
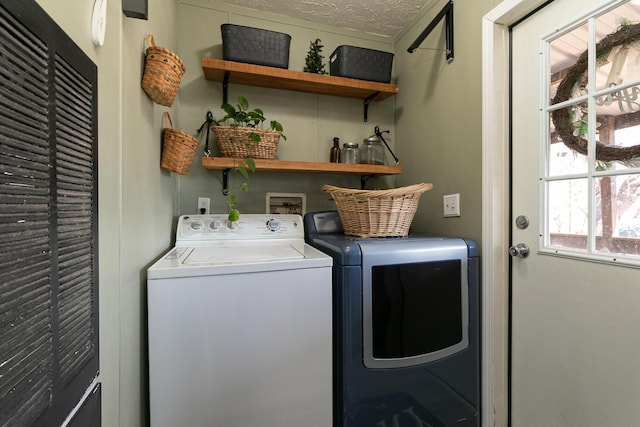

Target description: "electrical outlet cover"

left=443, top=194, right=460, bottom=217
left=197, top=197, right=210, bottom=215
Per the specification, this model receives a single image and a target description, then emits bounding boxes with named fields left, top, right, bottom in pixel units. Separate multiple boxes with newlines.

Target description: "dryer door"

left=360, top=238, right=469, bottom=369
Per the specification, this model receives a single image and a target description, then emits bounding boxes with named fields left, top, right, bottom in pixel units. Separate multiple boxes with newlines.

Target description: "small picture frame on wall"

left=266, top=193, right=306, bottom=216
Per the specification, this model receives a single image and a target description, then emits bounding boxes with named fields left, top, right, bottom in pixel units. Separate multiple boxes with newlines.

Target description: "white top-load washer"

left=147, top=214, right=333, bottom=427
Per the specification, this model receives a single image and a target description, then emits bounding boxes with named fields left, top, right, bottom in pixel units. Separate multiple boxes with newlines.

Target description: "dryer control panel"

left=176, top=214, right=304, bottom=243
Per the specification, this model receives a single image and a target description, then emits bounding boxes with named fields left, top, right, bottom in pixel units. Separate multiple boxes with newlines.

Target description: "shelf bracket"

left=407, top=0, right=454, bottom=63
left=361, top=175, right=374, bottom=189
left=222, top=71, right=230, bottom=104
left=363, top=92, right=379, bottom=122
left=222, top=168, right=230, bottom=195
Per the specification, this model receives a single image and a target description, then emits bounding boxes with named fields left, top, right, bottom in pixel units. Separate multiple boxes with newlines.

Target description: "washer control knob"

left=209, top=219, right=222, bottom=230
left=227, top=220, right=238, bottom=230
left=190, top=221, right=204, bottom=231
left=266, top=218, right=281, bottom=231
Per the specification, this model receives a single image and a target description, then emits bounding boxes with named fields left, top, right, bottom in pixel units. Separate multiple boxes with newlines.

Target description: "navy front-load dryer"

left=304, top=211, right=480, bottom=427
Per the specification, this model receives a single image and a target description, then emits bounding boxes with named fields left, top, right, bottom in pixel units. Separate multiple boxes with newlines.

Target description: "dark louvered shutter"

left=0, top=1, right=99, bottom=426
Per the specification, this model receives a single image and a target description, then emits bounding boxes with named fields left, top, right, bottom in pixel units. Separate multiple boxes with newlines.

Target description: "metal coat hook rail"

left=407, top=0, right=454, bottom=63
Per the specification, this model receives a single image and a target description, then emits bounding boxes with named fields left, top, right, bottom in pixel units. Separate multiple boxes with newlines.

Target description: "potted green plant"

left=212, top=96, right=286, bottom=221
left=213, top=96, right=286, bottom=157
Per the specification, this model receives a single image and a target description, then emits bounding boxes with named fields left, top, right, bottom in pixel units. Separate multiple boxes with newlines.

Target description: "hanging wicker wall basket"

left=161, top=112, right=198, bottom=175
left=141, top=34, right=186, bottom=107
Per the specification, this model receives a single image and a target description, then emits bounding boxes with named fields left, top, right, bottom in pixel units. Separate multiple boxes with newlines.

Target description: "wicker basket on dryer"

left=323, top=183, right=433, bottom=237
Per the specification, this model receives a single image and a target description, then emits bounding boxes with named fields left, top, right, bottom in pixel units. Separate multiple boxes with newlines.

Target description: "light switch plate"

left=443, top=193, right=460, bottom=217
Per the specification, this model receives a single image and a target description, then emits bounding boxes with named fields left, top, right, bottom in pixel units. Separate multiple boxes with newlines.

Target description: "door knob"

left=509, top=243, right=530, bottom=258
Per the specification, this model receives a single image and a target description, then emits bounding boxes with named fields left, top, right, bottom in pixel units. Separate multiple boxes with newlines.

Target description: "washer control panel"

left=176, top=214, right=304, bottom=242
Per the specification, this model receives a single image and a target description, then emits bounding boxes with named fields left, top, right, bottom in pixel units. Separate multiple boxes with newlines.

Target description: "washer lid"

left=147, top=241, right=332, bottom=280
left=183, top=241, right=304, bottom=265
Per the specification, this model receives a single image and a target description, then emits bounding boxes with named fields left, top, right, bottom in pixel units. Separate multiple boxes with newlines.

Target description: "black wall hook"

left=197, top=111, right=215, bottom=157
left=374, top=126, right=399, bottom=166
left=407, top=0, right=454, bottom=63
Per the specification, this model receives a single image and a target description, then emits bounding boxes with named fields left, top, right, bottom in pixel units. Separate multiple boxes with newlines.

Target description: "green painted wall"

left=394, top=0, right=497, bottom=246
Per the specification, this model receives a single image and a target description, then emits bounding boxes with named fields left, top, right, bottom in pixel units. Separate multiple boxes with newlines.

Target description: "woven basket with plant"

left=213, top=126, right=282, bottom=159
left=212, top=96, right=285, bottom=160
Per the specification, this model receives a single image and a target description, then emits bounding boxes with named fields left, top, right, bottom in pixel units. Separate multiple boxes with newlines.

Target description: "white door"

left=511, top=0, right=640, bottom=425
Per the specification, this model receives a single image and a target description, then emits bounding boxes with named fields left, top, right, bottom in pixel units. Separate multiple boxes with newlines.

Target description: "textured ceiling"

left=218, top=0, right=430, bottom=37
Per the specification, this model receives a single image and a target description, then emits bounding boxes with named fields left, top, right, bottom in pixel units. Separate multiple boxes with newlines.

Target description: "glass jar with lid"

left=361, top=136, right=385, bottom=165
left=342, top=142, right=359, bottom=164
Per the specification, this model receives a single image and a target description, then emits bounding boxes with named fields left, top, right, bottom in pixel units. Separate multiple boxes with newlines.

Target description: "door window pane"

left=595, top=174, right=640, bottom=256
left=548, top=179, right=589, bottom=251
left=594, top=3, right=640, bottom=92
left=549, top=23, right=589, bottom=104
left=549, top=109, right=588, bottom=175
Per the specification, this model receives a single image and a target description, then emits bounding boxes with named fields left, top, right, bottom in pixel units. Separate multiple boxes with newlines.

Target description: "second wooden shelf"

left=202, top=157, right=403, bottom=175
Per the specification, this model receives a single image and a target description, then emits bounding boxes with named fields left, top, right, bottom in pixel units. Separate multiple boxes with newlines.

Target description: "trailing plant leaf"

left=236, top=164, right=250, bottom=180
left=270, top=120, right=286, bottom=140
left=228, top=208, right=240, bottom=222
left=237, top=95, right=249, bottom=111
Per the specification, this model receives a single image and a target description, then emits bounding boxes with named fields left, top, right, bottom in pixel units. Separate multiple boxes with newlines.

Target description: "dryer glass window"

left=371, top=260, right=463, bottom=359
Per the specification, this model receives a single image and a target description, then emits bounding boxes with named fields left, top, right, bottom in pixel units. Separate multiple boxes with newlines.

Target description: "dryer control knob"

left=266, top=218, right=281, bottom=231
left=209, top=219, right=222, bottom=230
left=227, top=220, right=238, bottom=230
left=190, top=221, right=204, bottom=230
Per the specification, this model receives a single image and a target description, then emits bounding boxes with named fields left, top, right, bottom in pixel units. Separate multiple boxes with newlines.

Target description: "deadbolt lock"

left=515, top=215, right=529, bottom=229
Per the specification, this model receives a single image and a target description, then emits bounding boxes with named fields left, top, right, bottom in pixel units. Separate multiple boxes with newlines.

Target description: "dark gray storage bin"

left=329, top=45, right=394, bottom=83
left=221, top=24, right=291, bottom=69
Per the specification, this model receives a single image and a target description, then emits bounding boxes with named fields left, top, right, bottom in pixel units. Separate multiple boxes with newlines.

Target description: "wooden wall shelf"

left=201, top=58, right=399, bottom=102
left=202, top=157, right=402, bottom=175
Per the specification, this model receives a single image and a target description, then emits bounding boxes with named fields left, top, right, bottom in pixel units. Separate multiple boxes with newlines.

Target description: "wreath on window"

left=551, top=22, right=640, bottom=161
